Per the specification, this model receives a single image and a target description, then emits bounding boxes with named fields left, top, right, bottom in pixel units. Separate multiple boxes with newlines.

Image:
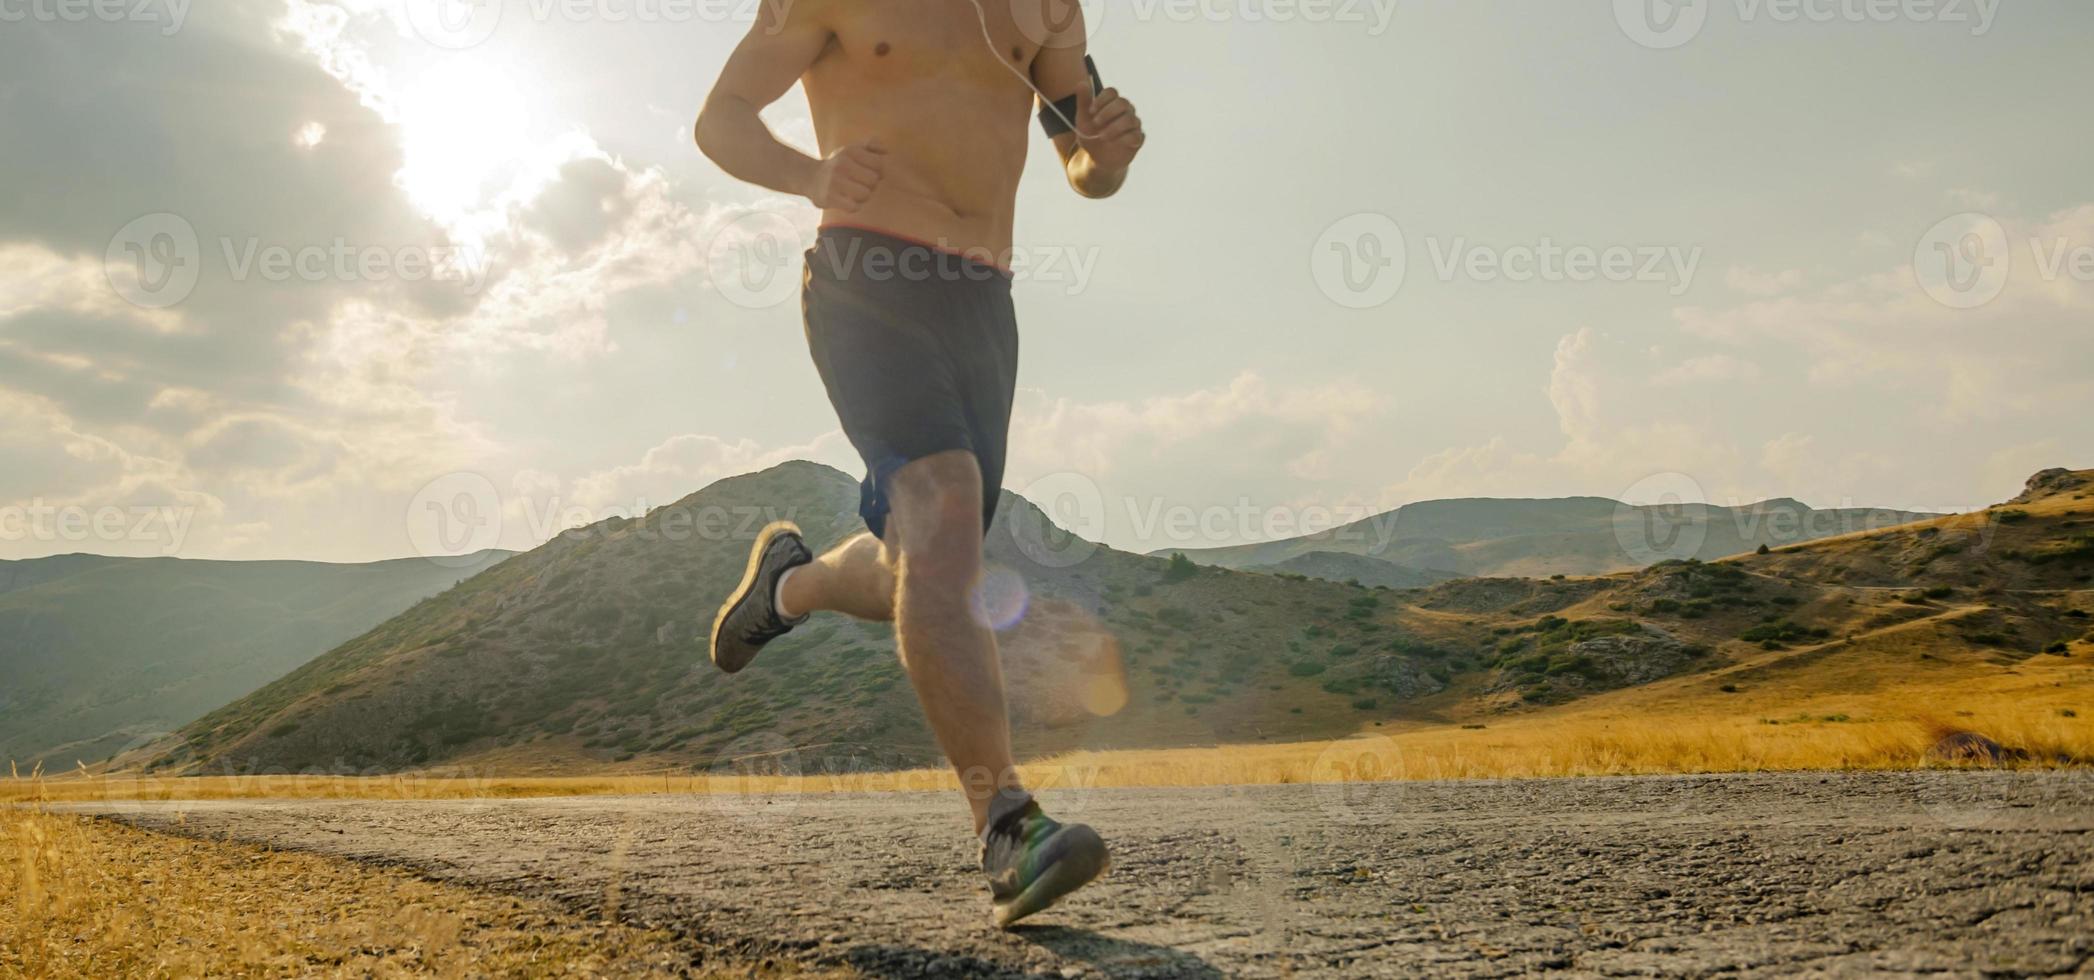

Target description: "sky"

left=0, top=0, right=2089, bottom=562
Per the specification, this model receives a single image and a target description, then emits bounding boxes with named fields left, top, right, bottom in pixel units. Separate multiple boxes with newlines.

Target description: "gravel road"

left=76, top=771, right=2094, bottom=978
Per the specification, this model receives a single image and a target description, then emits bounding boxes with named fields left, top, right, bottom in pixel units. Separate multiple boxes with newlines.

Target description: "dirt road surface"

left=74, top=772, right=2094, bottom=977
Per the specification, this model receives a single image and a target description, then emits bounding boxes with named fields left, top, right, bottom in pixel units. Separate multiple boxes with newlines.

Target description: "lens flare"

left=972, top=564, right=1032, bottom=632
left=996, top=597, right=1129, bottom=724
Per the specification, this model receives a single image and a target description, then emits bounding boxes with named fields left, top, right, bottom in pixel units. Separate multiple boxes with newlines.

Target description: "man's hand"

left=805, top=139, right=887, bottom=212
left=1078, top=88, right=1145, bottom=172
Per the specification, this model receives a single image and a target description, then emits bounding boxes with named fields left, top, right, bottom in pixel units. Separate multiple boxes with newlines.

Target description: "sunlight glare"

left=395, top=56, right=535, bottom=223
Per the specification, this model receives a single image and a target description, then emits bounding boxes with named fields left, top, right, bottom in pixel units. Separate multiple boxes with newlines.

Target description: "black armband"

left=1038, top=55, right=1104, bottom=138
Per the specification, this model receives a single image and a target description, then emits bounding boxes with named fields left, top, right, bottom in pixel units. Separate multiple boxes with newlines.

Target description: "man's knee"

left=888, top=452, right=984, bottom=590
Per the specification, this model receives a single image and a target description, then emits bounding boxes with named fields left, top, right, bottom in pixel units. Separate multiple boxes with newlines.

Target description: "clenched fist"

left=805, top=139, right=887, bottom=212
left=1079, top=88, right=1145, bottom=171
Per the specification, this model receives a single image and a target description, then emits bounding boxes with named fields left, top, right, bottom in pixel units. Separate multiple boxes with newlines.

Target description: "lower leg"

left=895, top=562, right=1021, bottom=834
left=778, top=531, right=895, bottom=622
left=886, top=453, right=1024, bottom=834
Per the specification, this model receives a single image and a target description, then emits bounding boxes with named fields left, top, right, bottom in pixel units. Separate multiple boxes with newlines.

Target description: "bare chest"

left=816, top=0, right=1043, bottom=95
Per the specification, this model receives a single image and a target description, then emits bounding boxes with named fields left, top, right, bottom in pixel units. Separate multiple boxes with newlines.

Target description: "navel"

left=875, top=41, right=891, bottom=57
left=1010, top=45, right=1025, bottom=63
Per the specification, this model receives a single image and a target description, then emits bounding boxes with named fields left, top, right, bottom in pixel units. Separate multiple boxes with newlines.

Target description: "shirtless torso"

left=697, top=0, right=1145, bottom=260
left=695, top=0, right=1144, bottom=929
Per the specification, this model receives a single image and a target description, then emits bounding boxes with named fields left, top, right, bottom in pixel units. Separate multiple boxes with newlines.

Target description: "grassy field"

left=8, top=648, right=2085, bottom=807
left=2, top=807, right=851, bottom=979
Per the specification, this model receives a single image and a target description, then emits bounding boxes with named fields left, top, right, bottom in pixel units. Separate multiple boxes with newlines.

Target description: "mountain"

left=1248, top=551, right=1459, bottom=589
left=151, top=464, right=2091, bottom=777
left=156, top=461, right=1519, bottom=775
left=0, top=550, right=511, bottom=770
left=1160, top=495, right=1942, bottom=581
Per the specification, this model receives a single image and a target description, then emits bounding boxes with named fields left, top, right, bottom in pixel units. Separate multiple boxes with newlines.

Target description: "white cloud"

left=1652, top=353, right=1762, bottom=387
left=1724, top=266, right=1806, bottom=296
left=567, top=431, right=854, bottom=515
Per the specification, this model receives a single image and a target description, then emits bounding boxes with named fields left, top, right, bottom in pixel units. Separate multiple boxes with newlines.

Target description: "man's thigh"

left=885, top=450, right=987, bottom=560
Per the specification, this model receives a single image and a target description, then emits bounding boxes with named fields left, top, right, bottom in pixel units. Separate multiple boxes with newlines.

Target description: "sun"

left=394, top=55, right=536, bottom=224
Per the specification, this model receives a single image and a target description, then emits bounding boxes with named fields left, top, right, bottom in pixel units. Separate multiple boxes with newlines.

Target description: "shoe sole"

left=709, top=520, right=802, bottom=675
left=992, top=825, right=1111, bottom=929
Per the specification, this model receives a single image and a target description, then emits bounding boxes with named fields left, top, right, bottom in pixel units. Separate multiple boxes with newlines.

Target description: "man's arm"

left=1031, top=8, right=1145, bottom=199
left=695, top=4, right=885, bottom=210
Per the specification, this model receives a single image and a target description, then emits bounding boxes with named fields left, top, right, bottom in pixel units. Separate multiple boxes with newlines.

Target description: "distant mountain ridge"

left=1249, top=551, right=1460, bottom=589
left=150, top=463, right=2088, bottom=779
left=0, top=551, right=511, bottom=769
left=1160, top=495, right=1941, bottom=581
left=156, top=462, right=1509, bottom=775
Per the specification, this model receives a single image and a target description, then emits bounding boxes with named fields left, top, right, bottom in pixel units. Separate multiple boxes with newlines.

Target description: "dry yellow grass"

left=8, top=650, right=2085, bottom=807
left=1, top=807, right=848, bottom=979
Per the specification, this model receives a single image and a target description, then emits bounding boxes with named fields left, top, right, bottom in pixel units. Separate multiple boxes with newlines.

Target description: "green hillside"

left=152, top=464, right=2091, bottom=778
left=0, top=551, right=510, bottom=770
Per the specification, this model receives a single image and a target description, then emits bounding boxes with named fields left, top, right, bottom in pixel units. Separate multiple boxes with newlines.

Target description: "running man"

left=694, top=0, right=1145, bottom=927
